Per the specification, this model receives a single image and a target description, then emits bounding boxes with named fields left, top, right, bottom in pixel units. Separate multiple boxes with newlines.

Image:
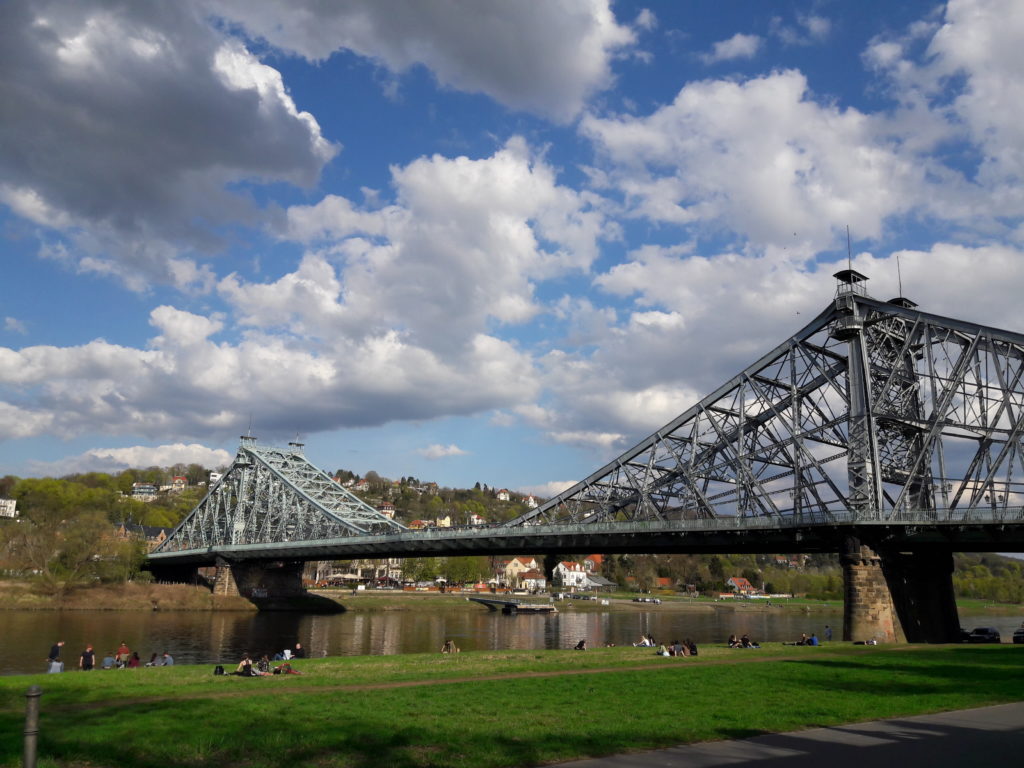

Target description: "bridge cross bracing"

left=152, top=273, right=1024, bottom=564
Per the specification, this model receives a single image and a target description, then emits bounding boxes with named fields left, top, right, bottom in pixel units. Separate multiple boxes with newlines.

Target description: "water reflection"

left=2, top=606, right=1018, bottom=676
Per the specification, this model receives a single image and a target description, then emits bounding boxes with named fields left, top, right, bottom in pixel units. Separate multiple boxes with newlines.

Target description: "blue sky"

left=2, top=0, right=1024, bottom=498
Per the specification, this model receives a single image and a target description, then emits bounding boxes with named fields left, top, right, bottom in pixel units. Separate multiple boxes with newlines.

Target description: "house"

left=0, top=498, right=17, bottom=518
left=409, top=519, right=430, bottom=529
left=130, top=483, right=158, bottom=502
left=582, top=554, right=603, bottom=573
left=525, top=495, right=538, bottom=508
left=434, top=515, right=452, bottom=528
left=468, top=513, right=486, bottom=526
left=209, top=472, right=223, bottom=486
left=352, top=479, right=370, bottom=492
left=496, top=488, right=510, bottom=501
left=726, top=576, right=757, bottom=595
left=171, top=476, right=187, bottom=493
left=377, top=502, right=396, bottom=519
left=500, top=556, right=539, bottom=585
left=554, top=561, right=588, bottom=588
left=115, top=523, right=172, bottom=552
left=519, top=569, right=547, bottom=591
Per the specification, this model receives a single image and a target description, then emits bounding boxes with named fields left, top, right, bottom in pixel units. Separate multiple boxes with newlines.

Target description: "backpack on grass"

left=213, top=665, right=224, bottom=675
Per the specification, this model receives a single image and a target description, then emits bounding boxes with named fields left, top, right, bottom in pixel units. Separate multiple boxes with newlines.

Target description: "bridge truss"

left=511, top=272, right=1024, bottom=528
left=153, top=438, right=406, bottom=554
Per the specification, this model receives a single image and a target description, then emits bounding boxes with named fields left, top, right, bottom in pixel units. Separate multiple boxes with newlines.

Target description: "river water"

left=2, top=603, right=1019, bottom=676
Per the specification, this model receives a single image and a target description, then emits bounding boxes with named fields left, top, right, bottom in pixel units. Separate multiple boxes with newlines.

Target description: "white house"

left=554, top=561, right=588, bottom=588
left=496, top=488, right=510, bottom=501
left=0, top=498, right=17, bottom=518
left=377, top=502, right=395, bottom=519
left=525, top=495, right=538, bottom=508
left=468, top=513, right=486, bottom=526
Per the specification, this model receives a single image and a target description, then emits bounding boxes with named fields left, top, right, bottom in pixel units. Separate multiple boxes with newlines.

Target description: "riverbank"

left=5, top=580, right=1023, bottom=617
left=1, top=645, right=1020, bottom=768
left=0, top=580, right=255, bottom=612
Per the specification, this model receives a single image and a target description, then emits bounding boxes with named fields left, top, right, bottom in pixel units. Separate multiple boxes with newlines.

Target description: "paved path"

left=550, top=702, right=1024, bottom=768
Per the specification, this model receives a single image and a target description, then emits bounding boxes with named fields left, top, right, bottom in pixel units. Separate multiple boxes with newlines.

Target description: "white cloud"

left=418, top=444, right=468, bottom=460
left=4, top=318, right=27, bottom=335
left=701, top=33, right=761, bottom=64
left=204, top=0, right=636, bottom=121
left=548, top=430, right=625, bottom=449
left=866, top=0, right=1024, bottom=217
left=517, top=480, right=578, bottom=498
left=27, top=443, right=233, bottom=477
left=771, top=13, right=832, bottom=46
left=581, top=70, right=923, bottom=251
left=0, top=0, right=336, bottom=289
left=269, top=138, right=609, bottom=353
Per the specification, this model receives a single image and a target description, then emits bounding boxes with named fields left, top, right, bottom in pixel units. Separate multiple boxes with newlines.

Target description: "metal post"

left=23, top=685, right=42, bottom=768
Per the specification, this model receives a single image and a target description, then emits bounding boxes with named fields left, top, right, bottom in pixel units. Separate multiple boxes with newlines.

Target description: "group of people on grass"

left=569, top=634, right=699, bottom=656
left=232, top=643, right=307, bottom=676
left=727, top=633, right=761, bottom=648
left=47, top=640, right=172, bottom=673
left=232, top=648, right=304, bottom=677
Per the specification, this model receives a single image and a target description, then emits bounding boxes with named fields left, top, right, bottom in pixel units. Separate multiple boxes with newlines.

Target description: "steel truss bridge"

left=151, top=271, right=1024, bottom=569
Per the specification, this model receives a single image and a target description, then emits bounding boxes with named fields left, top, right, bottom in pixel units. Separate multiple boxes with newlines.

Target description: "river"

left=2, top=604, right=1020, bottom=676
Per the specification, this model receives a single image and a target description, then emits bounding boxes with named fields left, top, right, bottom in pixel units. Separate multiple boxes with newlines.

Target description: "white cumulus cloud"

left=418, top=444, right=468, bottom=460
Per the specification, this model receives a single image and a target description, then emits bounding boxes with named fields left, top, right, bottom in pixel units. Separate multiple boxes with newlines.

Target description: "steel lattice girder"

left=509, top=293, right=1024, bottom=527
left=153, top=440, right=406, bottom=554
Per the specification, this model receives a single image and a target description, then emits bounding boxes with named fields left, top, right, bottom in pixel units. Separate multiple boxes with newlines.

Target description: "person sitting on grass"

left=807, top=633, right=820, bottom=646
left=740, top=634, right=760, bottom=649
left=657, top=644, right=670, bottom=656
left=685, top=638, right=698, bottom=656
left=235, top=653, right=255, bottom=676
left=273, top=662, right=302, bottom=675
left=574, top=639, right=587, bottom=651
left=256, top=655, right=271, bottom=675
left=727, top=634, right=740, bottom=648
left=441, top=640, right=460, bottom=654
left=101, top=651, right=117, bottom=669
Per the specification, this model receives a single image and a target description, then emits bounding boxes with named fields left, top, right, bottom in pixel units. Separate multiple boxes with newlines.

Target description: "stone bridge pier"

left=212, top=558, right=306, bottom=599
left=842, top=537, right=961, bottom=644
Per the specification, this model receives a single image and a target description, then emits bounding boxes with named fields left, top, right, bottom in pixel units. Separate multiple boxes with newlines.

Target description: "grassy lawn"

left=1, top=644, right=1021, bottom=768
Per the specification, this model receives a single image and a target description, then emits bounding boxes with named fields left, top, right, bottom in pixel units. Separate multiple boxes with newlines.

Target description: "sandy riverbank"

left=0, top=580, right=256, bottom=612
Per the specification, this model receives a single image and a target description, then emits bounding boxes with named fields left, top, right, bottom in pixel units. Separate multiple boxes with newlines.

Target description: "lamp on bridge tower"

left=288, top=441, right=305, bottom=455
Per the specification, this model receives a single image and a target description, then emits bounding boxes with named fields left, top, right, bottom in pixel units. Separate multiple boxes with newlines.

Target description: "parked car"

left=1012, top=626, right=1024, bottom=645
left=967, top=627, right=1001, bottom=643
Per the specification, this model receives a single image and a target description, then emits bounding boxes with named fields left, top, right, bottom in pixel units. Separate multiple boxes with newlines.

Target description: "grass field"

left=2, top=644, right=1022, bottom=768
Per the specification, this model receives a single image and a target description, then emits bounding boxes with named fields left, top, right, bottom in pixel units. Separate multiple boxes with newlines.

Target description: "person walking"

left=79, top=645, right=95, bottom=671
left=825, top=625, right=833, bottom=642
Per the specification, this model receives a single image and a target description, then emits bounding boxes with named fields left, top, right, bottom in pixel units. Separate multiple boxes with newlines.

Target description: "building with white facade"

left=0, top=498, right=17, bottom=518
left=554, top=561, right=589, bottom=589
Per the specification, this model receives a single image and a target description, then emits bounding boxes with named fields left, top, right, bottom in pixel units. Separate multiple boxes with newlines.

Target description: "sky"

left=2, top=0, right=1024, bottom=498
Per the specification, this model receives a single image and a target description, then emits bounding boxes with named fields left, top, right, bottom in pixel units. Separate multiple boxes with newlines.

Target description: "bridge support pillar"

left=880, top=550, right=960, bottom=643
left=213, top=559, right=306, bottom=599
left=841, top=539, right=903, bottom=643
left=212, top=559, right=239, bottom=596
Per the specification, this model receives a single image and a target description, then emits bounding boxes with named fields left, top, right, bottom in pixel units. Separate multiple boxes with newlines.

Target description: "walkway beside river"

left=550, top=701, right=1024, bottom=768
